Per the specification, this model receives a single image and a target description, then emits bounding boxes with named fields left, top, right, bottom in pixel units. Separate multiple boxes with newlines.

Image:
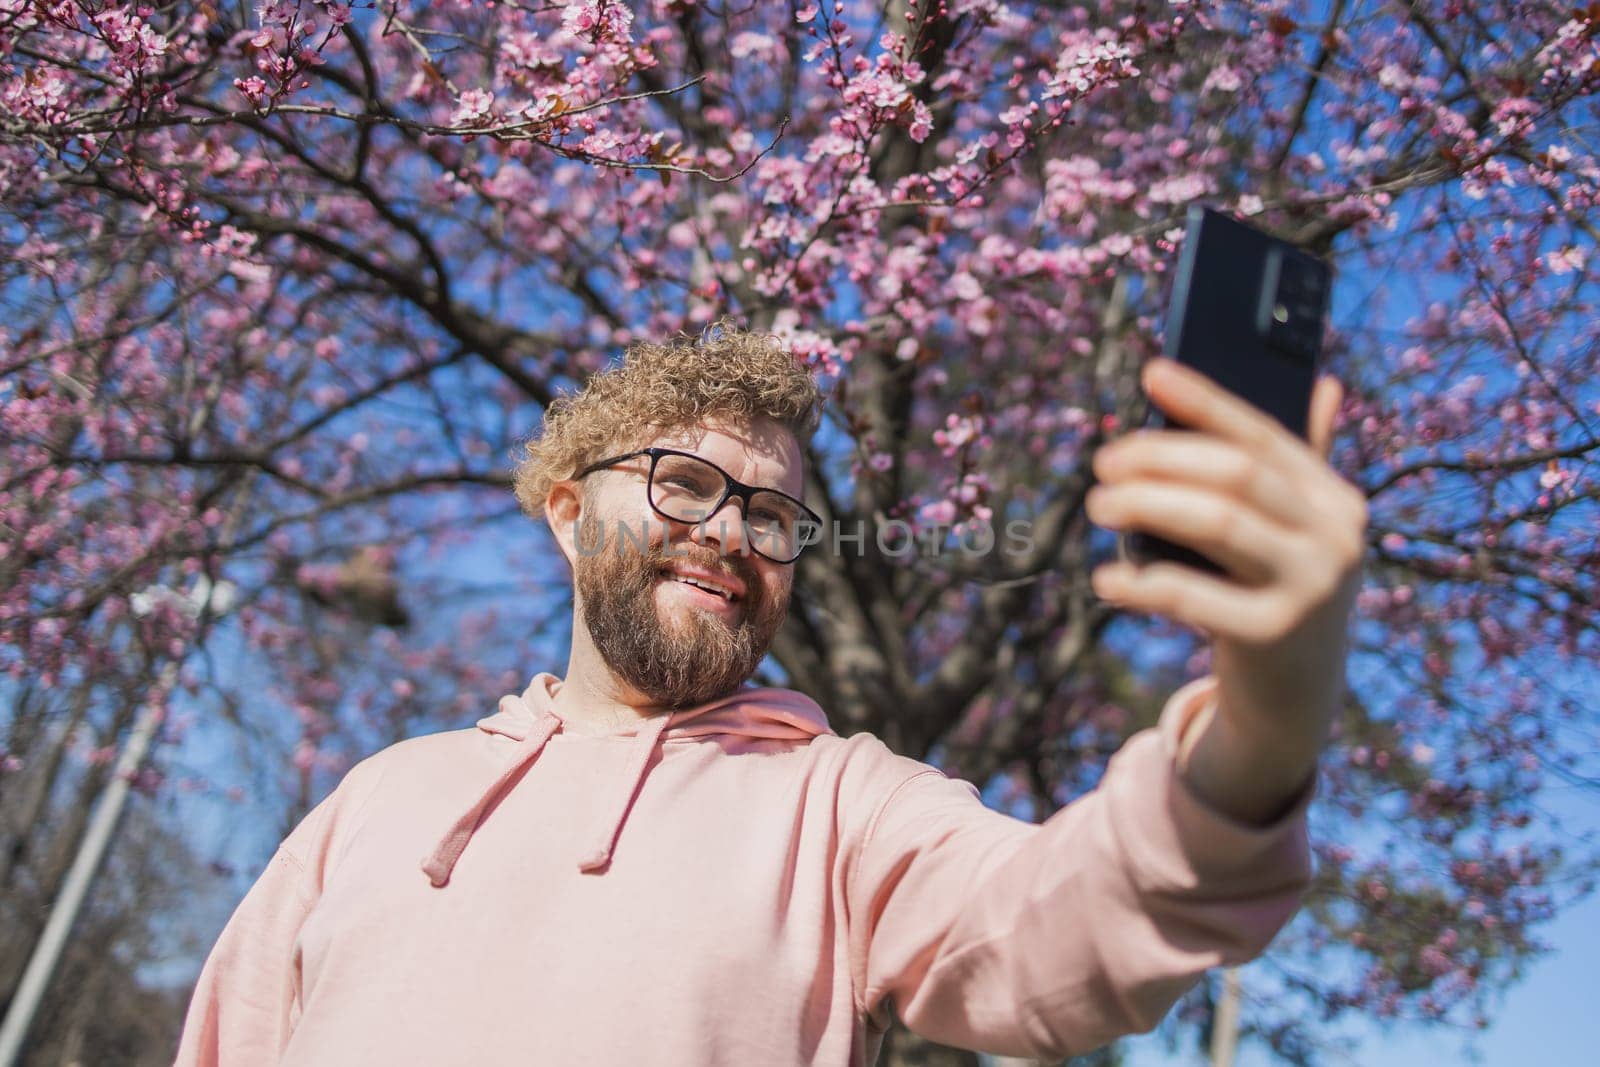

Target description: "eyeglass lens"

left=648, top=453, right=808, bottom=561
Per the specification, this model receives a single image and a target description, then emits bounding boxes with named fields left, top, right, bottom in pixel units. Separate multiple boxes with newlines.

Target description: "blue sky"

left=1117, top=785, right=1600, bottom=1066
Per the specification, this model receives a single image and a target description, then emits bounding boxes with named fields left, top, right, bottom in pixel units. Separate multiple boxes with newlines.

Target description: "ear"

left=546, top=480, right=584, bottom=569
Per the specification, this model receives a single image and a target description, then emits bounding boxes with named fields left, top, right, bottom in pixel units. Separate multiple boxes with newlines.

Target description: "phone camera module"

left=1258, top=248, right=1328, bottom=366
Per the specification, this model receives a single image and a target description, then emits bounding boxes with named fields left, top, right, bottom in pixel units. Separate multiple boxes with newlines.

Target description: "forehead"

left=646, top=416, right=804, bottom=498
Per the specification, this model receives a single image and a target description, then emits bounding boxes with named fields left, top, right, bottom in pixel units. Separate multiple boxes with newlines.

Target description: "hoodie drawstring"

left=420, top=694, right=562, bottom=887
left=420, top=675, right=830, bottom=888
left=577, top=710, right=675, bottom=874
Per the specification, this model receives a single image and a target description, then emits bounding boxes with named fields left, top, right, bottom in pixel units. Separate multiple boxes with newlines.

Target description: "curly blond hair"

left=513, top=322, right=825, bottom=523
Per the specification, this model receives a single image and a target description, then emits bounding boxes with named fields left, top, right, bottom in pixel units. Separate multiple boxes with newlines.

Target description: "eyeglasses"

left=575, top=447, right=822, bottom=564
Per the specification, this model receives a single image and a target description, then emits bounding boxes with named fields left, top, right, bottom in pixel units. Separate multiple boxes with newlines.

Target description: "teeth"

left=668, top=574, right=733, bottom=600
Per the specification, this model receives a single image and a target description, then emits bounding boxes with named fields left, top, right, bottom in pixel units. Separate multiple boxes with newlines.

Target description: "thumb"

left=1308, top=374, right=1345, bottom=461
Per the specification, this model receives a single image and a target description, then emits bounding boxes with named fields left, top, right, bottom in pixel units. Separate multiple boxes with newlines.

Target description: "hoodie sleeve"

left=845, top=675, right=1315, bottom=1060
left=173, top=753, right=385, bottom=1066
left=172, top=811, right=325, bottom=1066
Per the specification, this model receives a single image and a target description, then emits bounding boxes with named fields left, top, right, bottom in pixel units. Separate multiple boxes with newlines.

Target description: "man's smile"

left=656, top=562, right=746, bottom=601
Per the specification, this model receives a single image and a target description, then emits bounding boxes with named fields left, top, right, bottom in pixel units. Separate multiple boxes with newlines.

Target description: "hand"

left=1085, top=358, right=1368, bottom=818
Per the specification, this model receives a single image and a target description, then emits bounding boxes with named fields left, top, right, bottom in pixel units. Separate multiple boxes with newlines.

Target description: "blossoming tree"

left=4, top=0, right=1599, bottom=1061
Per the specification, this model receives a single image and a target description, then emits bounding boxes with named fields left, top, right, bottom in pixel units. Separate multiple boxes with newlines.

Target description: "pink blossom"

left=949, top=271, right=984, bottom=301
left=918, top=498, right=957, bottom=527
left=1544, top=246, right=1585, bottom=274
left=560, top=0, right=634, bottom=40
left=233, top=76, right=268, bottom=103
left=907, top=101, right=933, bottom=142
left=451, top=88, right=496, bottom=127
left=1202, top=64, right=1242, bottom=94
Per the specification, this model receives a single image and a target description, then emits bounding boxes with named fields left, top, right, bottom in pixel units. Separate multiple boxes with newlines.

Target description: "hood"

left=420, top=672, right=832, bottom=887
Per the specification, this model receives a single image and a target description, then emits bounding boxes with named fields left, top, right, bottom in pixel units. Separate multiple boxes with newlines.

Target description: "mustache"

left=646, top=546, right=757, bottom=589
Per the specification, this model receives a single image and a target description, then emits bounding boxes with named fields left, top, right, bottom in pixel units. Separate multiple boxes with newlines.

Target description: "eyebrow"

left=655, top=448, right=798, bottom=493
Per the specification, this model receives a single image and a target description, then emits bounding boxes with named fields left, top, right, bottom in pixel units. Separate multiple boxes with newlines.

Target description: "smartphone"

left=1118, top=203, right=1334, bottom=577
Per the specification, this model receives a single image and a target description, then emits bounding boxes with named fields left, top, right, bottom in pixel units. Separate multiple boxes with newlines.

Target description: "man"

left=175, top=325, right=1366, bottom=1065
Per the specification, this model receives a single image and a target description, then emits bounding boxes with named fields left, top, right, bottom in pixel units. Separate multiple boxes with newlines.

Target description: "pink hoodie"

left=173, top=671, right=1312, bottom=1065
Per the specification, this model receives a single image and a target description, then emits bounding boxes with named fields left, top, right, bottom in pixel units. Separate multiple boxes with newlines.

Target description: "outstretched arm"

left=847, top=675, right=1314, bottom=1060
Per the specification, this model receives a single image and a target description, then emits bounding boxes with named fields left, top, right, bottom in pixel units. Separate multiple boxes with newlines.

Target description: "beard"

left=574, top=533, right=789, bottom=708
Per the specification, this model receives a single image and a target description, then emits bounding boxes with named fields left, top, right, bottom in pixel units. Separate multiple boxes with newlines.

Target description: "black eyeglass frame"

left=574, top=447, right=823, bottom=564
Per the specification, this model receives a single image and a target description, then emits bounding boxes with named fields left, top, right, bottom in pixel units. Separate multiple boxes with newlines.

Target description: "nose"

left=687, top=496, right=751, bottom=557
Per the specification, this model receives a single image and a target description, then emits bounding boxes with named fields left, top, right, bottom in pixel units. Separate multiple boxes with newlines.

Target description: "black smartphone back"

left=1120, top=203, right=1334, bottom=577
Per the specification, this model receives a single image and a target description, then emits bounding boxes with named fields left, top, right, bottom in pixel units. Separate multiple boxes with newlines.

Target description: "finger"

left=1141, top=358, right=1289, bottom=456
left=1142, top=359, right=1334, bottom=485
left=1307, top=374, right=1344, bottom=462
left=1093, top=431, right=1313, bottom=533
left=1091, top=559, right=1295, bottom=645
left=1085, top=481, right=1298, bottom=586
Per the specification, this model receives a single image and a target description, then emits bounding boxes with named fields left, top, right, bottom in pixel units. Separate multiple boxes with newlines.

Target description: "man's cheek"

left=762, top=576, right=792, bottom=619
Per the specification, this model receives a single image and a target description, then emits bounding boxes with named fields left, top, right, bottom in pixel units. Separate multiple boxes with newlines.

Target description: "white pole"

left=0, top=662, right=177, bottom=1067
left=0, top=578, right=233, bottom=1066
left=1210, top=966, right=1242, bottom=1067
